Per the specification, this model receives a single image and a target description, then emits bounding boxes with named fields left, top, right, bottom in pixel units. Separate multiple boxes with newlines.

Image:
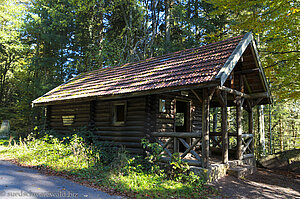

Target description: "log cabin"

left=32, top=33, right=271, bottom=176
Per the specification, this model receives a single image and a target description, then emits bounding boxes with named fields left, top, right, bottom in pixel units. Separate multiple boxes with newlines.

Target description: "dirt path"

left=211, top=168, right=300, bottom=199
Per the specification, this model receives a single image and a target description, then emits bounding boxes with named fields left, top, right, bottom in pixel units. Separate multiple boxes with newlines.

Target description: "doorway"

left=175, top=100, right=191, bottom=152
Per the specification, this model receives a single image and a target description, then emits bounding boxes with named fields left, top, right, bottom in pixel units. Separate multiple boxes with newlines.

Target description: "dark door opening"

left=175, top=100, right=190, bottom=152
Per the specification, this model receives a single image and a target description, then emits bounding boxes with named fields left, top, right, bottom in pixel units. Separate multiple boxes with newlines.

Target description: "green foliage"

left=206, top=0, right=300, bottom=99
left=141, top=138, right=205, bottom=186
left=0, top=133, right=217, bottom=198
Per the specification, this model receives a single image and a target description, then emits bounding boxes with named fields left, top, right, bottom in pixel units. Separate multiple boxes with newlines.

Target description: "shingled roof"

left=33, top=33, right=267, bottom=106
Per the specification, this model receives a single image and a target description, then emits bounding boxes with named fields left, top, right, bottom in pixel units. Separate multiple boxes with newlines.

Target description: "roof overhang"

left=215, top=32, right=271, bottom=104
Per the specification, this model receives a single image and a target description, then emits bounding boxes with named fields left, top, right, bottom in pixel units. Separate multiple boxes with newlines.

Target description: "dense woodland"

left=0, top=0, right=299, bottom=156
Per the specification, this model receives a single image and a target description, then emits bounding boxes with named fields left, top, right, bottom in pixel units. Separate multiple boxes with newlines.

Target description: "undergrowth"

left=0, top=131, right=218, bottom=198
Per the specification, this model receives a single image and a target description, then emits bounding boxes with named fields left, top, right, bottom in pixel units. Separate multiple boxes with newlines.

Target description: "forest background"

left=0, top=0, right=299, bottom=157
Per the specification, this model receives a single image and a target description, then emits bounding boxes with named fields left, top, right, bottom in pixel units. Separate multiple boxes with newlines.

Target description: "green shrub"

left=0, top=133, right=216, bottom=198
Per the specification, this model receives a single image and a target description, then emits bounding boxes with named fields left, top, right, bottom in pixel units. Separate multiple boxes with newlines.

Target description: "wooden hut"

left=32, top=33, right=271, bottom=172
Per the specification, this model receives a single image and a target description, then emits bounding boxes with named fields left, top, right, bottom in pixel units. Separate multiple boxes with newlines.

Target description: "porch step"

left=227, top=165, right=255, bottom=178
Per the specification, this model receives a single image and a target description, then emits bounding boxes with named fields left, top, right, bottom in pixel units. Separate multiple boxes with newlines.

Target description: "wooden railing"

left=209, top=132, right=254, bottom=159
left=151, top=132, right=202, bottom=166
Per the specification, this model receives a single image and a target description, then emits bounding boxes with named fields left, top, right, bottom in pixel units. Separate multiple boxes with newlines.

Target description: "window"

left=113, top=102, right=126, bottom=125
left=159, top=99, right=166, bottom=113
left=62, top=115, right=75, bottom=126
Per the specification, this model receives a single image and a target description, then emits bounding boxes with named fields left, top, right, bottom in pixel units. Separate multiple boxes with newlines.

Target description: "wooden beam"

left=216, top=90, right=225, bottom=107
left=218, top=86, right=268, bottom=99
left=191, top=89, right=202, bottom=103
left=249, top=109, right=254, bottom=155
left=208, top=87, right=216, bottom=101
left=33, top=82, right=219, bottom=107
left=236, top=96, right=243, bottom=160
left=252, top=97, right=263, bottom=107
left=216, top=32, right=254, bottom=85
left=221, top=91, right=228, bottom=164
left=181, top=138, right=201, bottom=159
left=218, top=86, right=251, bottom=98
left=242, top=75, right=252, bottom=94
left=151, top=132, right=201, bottom=138
left=202, top=88, right=210, bottom=168
left=179, top=138, right=202, bottom=161
left=235, top=68, right=260, bottom=75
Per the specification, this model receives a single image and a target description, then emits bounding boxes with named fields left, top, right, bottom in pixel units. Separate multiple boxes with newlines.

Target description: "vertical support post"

left=236, top=96, right=243, bottom=160
left=173, top=98, right=179, bottom=153
left=249, top=107, right=254, bottom=155
left=221, top=91, right=228, bottom=164
left=202, top=88, right=210, bottom=168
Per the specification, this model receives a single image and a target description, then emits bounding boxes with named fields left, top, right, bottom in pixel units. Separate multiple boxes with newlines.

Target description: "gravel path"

left=211, top=168, right=300, bottom=199
left=0, top=159, right=121, bottom=199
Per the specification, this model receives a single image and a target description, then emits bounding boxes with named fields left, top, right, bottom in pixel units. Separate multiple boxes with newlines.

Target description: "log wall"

left=48, top=102, right=90, bottom=134
left=94, top=97, right=146, bottom=154
left=46, top=92, right=202, bottom=155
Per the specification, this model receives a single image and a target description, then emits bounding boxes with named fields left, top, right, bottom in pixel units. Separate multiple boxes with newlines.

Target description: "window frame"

left=112, top=101, right=127, bottom=126
left=62, top=115, right=75, bottom=126
left=158, top=98, right=166, bottom=113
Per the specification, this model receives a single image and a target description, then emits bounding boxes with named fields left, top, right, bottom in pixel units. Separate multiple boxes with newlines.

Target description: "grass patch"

left=0, top=133, right=218, bottom=198
left=0, top=138, right=9, bottom=146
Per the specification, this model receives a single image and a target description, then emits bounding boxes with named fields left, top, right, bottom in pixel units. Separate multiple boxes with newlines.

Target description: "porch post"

left=202, top=88, right=210, bottom=168
left=249, top=106, right=254, bottom=155
left=221, top=91, right=228, bottom=164
left=236, top=96, right=243, bottom=160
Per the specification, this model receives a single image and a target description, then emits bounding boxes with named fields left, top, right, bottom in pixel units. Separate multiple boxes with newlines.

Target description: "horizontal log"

left=97, top=126, right=144, bottom=131
left=242, top=134, right=253, bottom=139
left=50, top=117, right=89, bottom=123
left=94, top=121, right=145, bottom=127
left=95, top=113, right=110, bottom=118
left=51, top=111, right=90, bottom=116
left=51, top=114, right=90, bottom=118
left=218, top=86, right=269, bottom=99
left=126, top=115, right=145, bottom=121
left=51, top=108, right=90, bottom=114
left=127, top=106, right=146, bottom=112
left=52, top=103, right=89, bottom=109
left=50, top=122, right=88, bottom=127
left=243, top=154, right=254, bottom=159
left=160, top=157, right=202, bottom=166
left=127, top=111, right=146, bottom=116
left=97, top=136, right=142, bottom=142
left=152, top=132, right=201, bottom=138
left=217, top=86, right=251, bottom=98
left=99, top=141, right=142, bottom=148
left=95, top=131, right=144, bottom=137
left=209, top=132, right=237, bottom=137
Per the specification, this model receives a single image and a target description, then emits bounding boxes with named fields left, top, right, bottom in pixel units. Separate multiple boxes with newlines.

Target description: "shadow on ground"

left=211, top=168, right=300, bottom=199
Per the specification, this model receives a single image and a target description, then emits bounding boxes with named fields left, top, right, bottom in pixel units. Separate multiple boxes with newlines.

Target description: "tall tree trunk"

left=280, top=117, right=283, bottom=152
left=165, top=0, right=171, bottom=52
left=258, top=105, right=266, bottom=156
left=150, top=0, right=157, bottom=57
left=269, top=104, right=272, bottom=154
